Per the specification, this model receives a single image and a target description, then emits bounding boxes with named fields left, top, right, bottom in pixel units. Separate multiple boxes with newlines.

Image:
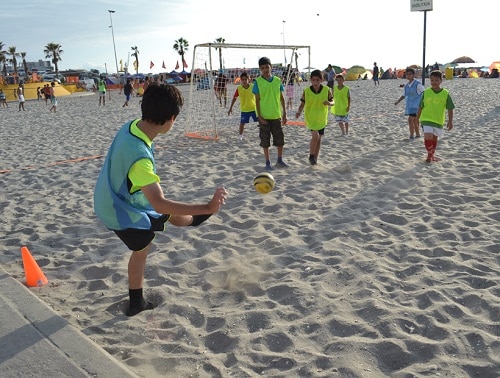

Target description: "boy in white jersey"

left=416, top=70, right=455, bottom=163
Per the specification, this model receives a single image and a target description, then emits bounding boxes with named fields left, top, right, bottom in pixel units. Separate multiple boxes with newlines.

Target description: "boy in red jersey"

left=252, top=57, right=288, bottom=171
left=416, top=70, right=455, bottom=163
left=228, top=71, right=257, bottom=140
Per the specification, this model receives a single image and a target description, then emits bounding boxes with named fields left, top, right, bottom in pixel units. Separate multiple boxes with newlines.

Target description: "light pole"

left=108, top=10, right=119, bottom=75
left=282, top=20, right=287, bottom=65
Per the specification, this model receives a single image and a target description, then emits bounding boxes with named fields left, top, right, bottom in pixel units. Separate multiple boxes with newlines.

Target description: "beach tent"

left=105, top=77, right=119, bottom=85
left=345, top=65, right=365, bottom=81
left=380, top=68, right=395, bottom=79
left=489, top=61, right=500, bottom=73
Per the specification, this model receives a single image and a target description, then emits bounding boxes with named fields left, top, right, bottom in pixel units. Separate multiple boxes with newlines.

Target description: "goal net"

left=185, top=43, right=311, bottom=140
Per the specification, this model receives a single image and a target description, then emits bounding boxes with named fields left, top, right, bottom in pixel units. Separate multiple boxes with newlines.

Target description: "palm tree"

left=173, top=38, right=189, bottom=71
left=21, top=52, right=29, bottom=76
left=6, top=46, right=20, bottom=83
left=44, top=42, right=63, bottom=79
left=215, top=37, right=225, bottom=71
left=131, top=46, right=139, bottom=75
left=0, top=42, right=7, bottom=78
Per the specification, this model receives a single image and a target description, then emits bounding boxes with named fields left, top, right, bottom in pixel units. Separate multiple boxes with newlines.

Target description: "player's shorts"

left=286, top=84, right=294, bottom=99
left=422, top=125, right=444, bottom=138
left=125, top=94, right=131, bottom=101
left=240, top=111, right=257, bottom=124
left=114, top=214, right=170, bottom=251
left=259, top=119, right=285, bottom=148
left=99, top=91, right=106, bottom=97
left=310, top=127, right=325, bottom=135
left=334, top=114, right=350, bottom=123
left=406, top=107, right=418, bottom=116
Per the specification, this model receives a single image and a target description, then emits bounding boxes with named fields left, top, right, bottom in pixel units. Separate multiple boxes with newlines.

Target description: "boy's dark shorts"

left=240, top=111, right=258, bottom=124
left=259, top=119, right=285, bottom=148
left=114, top=214, right=170, bottom=251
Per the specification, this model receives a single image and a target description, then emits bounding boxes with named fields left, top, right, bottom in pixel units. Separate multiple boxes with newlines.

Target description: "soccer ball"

left=253, top=173, right=275, bottom=194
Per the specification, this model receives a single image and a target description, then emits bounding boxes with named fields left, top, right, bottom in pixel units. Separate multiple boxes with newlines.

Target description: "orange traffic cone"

left=21, top=246, right=48, bottom=287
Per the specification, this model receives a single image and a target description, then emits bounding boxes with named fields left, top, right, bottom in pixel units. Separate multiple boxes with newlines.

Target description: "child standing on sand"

left=49, top=82, right=58, bottom=112
left=395, top=67, right=424, bottom=140
left=17, top=84, right=26, bottom=111
left=331, top=75, right=350, bottom=135
left=416, top=70, right=455, bottom=163
left=228, top=71, right=257, bottom=141
left=295, top=69, right=334, bottom=165
left=253, top=56, right=288, bottom=171
left=94, top=83, right=228, bottom=317
left=0, top=89, right=8, bottom=108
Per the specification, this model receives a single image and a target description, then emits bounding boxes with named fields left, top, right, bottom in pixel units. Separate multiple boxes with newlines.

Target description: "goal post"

left=186, top=43, right=311, bottom=140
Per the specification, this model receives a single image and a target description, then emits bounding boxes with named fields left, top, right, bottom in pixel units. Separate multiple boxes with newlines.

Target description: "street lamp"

left=108, top=10, right=119, bottom=75
left=282, top=20, right=287, bottom=65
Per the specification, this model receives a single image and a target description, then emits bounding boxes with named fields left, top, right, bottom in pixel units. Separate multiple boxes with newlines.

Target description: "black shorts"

left=311, top=127, right=325, bottom=136
left=259, top=119, right=285, bottom=148
left=114, top=214, right=170, bottom=251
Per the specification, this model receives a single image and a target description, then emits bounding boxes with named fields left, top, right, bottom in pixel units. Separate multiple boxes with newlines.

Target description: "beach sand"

left=1, top=78, right=498, bottom=377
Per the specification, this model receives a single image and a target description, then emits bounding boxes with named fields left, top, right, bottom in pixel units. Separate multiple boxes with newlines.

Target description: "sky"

left=1, top=0, right=496, bottom=75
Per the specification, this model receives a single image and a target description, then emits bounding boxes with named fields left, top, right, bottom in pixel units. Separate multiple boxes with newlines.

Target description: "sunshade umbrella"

left=451, top=56, right=475, bottom=64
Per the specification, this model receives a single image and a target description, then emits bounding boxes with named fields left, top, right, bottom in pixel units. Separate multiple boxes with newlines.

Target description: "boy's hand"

left=447, top=120, right=453, bottom=131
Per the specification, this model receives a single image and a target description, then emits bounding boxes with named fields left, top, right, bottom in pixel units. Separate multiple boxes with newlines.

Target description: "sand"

left=0, top=78, right=498, bottom=377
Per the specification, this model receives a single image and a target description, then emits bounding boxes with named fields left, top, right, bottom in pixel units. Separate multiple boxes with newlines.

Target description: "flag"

left=182, top=57, right=188, bottom=68
left=162, top=61, right=166, bottom=69
left=175, top=60, right=179, bottom=70
left=119, top=59, right=123, bottom=72
left=133, top=60, right=138, bottom=71
left=150, top=61, right=154, bottom=69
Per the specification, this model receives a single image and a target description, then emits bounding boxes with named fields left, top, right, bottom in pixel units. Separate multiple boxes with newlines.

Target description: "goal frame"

left=186, top=42, right=311, bottom=140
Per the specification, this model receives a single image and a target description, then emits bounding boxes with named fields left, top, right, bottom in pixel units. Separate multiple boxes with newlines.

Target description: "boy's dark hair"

left=405, top=67, right=415, bottom=74
left=240, top=71, right=248, bottom=78
left=335, top=74, right=344, bottom=79
left=430, top=70, right=443, bottom=79
left=310, top=69, right=323, bottom=79
left=141, top=83, right=183, bottom=125
left=258, top=57, right=272, bottom=66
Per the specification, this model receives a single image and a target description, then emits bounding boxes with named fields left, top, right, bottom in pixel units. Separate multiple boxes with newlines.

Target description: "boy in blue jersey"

left=253, top=57, right=288, bottom=171
left=395, top=67, right=424, bottom=140
left=416, top=70, right=454, bottom=163
left=94, top=83, right=228, bottom=316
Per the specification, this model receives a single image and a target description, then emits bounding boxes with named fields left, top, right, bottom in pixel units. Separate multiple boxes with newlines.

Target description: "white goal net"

left=185, top=43, right=311, bottom=140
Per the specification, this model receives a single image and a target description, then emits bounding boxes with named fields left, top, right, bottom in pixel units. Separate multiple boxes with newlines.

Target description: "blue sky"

left=1, top=0, right=496, bottom=74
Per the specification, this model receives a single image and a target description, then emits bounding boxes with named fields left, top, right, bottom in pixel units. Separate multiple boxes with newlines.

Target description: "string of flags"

left=121, top=58, right=189, bottom=72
